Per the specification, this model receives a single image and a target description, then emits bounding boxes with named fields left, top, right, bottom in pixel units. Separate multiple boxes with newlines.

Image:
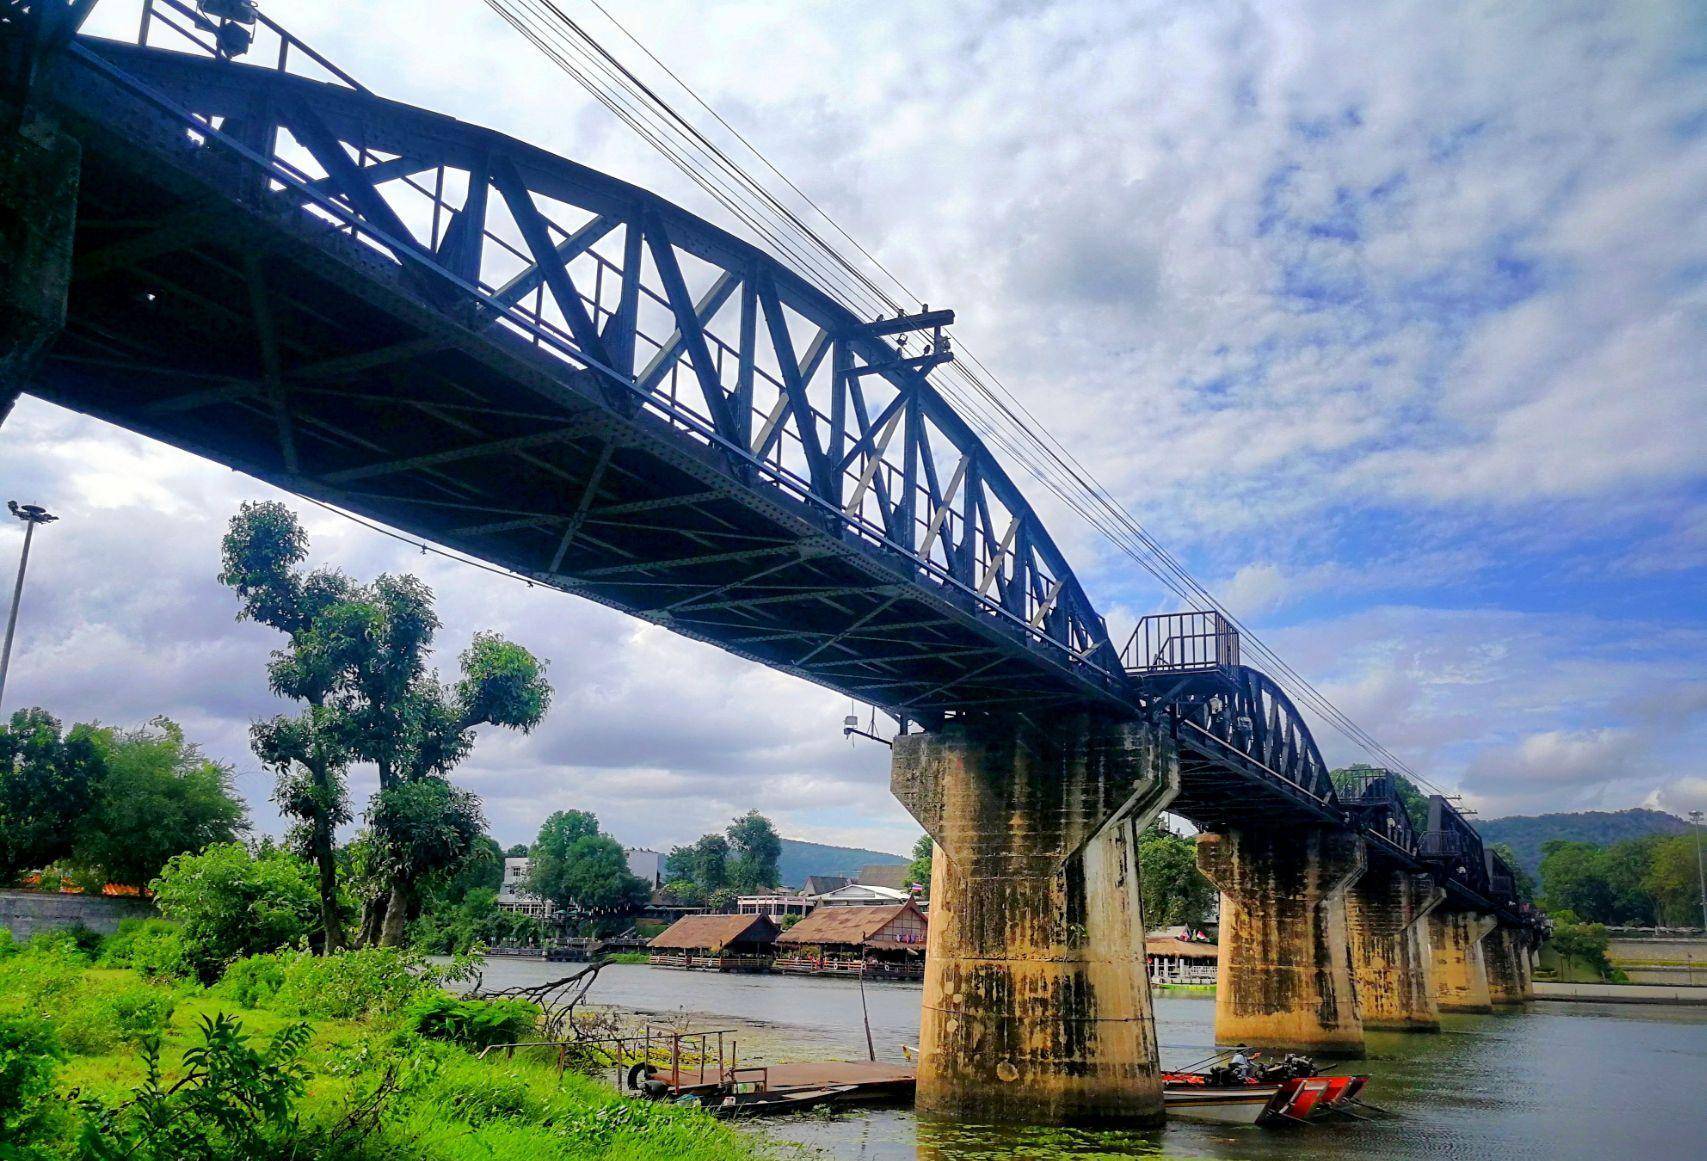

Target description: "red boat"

left=1162, top=1051, right=1369, bottom=1126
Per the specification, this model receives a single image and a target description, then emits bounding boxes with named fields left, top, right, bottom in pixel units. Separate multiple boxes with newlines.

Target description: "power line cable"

left=477, top=0, right=1439, bottom=790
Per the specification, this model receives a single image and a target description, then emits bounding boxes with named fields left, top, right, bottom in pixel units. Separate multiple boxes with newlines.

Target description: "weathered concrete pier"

left=892, top=715, right=1178, bottom=1125
left=1345, top=866, right=1444, bottom=1031
left=1196, top=827, right=1367, bottom=1056
left=1429, top=909, right=1496, bottom=1013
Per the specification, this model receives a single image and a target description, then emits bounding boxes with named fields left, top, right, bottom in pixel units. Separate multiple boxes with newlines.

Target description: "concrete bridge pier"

left=1484, top=925, right=1531, bottom=1005
left=0, top=113, right=78, bottom=425
left=1345, top=867, right=1445, bottom=1031
left=1429, top=909, right=1496, bottom=1012
left=1196, top=827, right=1367, bottom=1057
left=891, top=714, right=1178, bottom=1125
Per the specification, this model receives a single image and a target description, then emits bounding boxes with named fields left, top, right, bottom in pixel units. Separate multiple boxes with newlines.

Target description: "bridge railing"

left=1121, top=611, right=1239, bottom=674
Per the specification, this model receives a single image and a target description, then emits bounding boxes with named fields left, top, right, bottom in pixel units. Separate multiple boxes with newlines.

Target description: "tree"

left=220, top=503, right=553, bottom=949
left=70, top=719, right=248, bottom=889
left=506, top=843, right=531, bottom=858
left=1137, top=822, right=1216, bottom=929
left=1546, top=910, right=1614, bottom=981
left=0, top=708, right=105, bottom=883
left=726, top=810, right=781, bottom=891
left=905, top=834, right=933, bottom=895
left=690, top=834, right=730, bottom=891
left=528, top=810, right=648, bottom=913
left=222, top=501, right=359, bottom=949
left=1644, top=835, right=1706, bottom=926
left=663, top=844, right=697, bottom=885
left=150, top=842, right=320, bottom=982
left=364, top=777, right=488, bottom=947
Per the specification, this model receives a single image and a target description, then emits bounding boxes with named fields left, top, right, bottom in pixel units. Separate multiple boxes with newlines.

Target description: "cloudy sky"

left=4, top=0, right=1703, bottom=854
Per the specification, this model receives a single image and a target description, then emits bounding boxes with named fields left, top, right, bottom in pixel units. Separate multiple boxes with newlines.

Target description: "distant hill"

left=778, top=838, right=904, bottom=887
left=1475, top=809, right=1690, bottom=877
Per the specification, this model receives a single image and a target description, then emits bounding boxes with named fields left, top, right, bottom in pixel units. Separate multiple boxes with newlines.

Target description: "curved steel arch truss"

left=27, top=2, right=1125, bottom=720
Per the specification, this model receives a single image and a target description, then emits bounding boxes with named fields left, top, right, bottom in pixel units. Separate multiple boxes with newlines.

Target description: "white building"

left=496, top=857, right=557, bottom=919
left=625, top=848, right=664, bottom=888
left=814, top=883, right=911, bottom=907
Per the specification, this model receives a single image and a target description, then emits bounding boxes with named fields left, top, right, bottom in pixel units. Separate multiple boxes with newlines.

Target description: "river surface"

left=465, top=958, right=1707, bottom=1160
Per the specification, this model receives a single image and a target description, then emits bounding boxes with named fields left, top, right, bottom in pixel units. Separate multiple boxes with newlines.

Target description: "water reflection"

left=459, top=959, right=1707, bottom=1160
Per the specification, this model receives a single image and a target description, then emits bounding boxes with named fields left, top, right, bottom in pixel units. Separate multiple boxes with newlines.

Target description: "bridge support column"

left=1429, top=910, right=1495, bottom=1013
left=1196, top=827, right=1366, bottom=1056
left=1484, top=926, right=1529, bottom=1006
left=0, top=113, right=78, bottom=425
left=891, top=714, right=1178, bottom=1125
left=1345, top=868, right=1444, bottom=1031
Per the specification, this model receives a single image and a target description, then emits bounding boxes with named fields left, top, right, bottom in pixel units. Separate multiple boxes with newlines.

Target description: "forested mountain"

left=777, top=838, right=904, bottom=887
left=1476, top=809, right=1690, bottom=877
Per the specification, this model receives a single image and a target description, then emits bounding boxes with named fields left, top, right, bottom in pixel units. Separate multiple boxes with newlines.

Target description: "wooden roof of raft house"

left=776, top=900, right=927, bottom=948
left=648, top=912, right=780, bottom=952
left=1144, top=936, right=1220, bottom=960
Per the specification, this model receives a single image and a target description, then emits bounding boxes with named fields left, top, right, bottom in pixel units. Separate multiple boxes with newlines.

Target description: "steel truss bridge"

left=2, top=0, right=1534, bottom=927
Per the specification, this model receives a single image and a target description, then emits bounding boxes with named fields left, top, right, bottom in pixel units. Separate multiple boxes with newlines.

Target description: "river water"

left=466, top=959, right=1707, bottom=1160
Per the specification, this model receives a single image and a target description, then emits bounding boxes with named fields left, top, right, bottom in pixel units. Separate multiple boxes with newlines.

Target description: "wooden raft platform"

left=663, top=1060, right=916, bottom=1104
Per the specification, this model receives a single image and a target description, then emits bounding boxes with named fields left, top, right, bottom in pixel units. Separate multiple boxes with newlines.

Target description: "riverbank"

left=1, top=934, right=766, bottom=1160
left=1535, top=979, right=1707, bottom=1005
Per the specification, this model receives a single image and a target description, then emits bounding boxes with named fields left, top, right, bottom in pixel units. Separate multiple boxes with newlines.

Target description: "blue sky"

left=2, top=0, right=1703, bottom=853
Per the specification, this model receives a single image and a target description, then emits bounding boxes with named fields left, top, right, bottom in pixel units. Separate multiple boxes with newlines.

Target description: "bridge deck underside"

left=30, top=74, right=1114, bottom=722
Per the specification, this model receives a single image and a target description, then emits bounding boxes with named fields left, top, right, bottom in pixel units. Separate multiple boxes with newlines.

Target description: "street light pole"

left=0, top=501, right=58, bottom=715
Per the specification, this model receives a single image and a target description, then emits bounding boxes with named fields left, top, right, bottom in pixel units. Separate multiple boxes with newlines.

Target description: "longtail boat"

left=1162, top=1051, right=1369, bottom=1126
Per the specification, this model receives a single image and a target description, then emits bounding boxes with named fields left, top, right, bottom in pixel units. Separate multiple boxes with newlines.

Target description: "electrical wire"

left=475, top=0, right=1442, bottom=792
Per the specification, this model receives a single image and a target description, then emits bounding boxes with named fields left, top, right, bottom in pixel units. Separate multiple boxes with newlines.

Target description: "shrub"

left=406, top=993, right=537, bottom=1050
left=226, top=947, right=434, bottom=1021
left=150, top=842, right=319, bottom=983
left=215, top=952, right=289, bottom=1009
left=25, top=926, right=98, bottom=962
left=0, top=940, right=85, bottom=1011
left=75, top=1012, right=311, bottom=1160
left=97, top=918, right=189, bottom=979
left=0, top=927, right=16, bottom=958
left=56, top=975, right=177, bottom=1056
left=0, top=1009, right=65, bottom=1156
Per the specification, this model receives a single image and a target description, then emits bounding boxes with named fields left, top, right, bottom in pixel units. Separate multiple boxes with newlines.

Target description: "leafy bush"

left=97, top=918, right=189, bottom=979
left=0, top=927, right=17, bottom=958
left=215, top=952, right=289, bottom=1009
left=0, top=940, right=85, bottom=1011
left=25, top=926, right=98, bottom=962
left=55, top=976, right=177, bottom=1056
left=405, top=993, right=537, bottom=1050
left=75, top=1012, right=311, bottom=1161
left=217, top=947, right=434, bottom=1021
left=0, top=1009, right=65, bottom=1157
left=150, top=842, right=319, bottom=983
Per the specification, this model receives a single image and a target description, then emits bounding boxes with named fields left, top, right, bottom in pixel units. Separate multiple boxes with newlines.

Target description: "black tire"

left=626, top=1061, right=658, bottom=1090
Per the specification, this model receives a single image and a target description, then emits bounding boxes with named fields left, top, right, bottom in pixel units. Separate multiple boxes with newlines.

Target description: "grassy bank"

left=0, top=931, right=766, bottom=1160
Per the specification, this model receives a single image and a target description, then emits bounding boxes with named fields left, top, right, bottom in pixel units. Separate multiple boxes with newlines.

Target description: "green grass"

left=7, top=947, right=768, bottom=1160
left=601, top=951, right=650, bottom=965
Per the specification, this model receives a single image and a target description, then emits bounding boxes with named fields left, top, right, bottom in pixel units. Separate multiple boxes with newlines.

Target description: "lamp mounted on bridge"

left=196, top=0, right=256, bottom=59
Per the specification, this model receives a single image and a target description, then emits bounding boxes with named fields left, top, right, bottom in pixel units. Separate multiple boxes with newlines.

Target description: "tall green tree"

left=70, top=719, right=248, bottom=889
left=690, top=833, right=730, bottom=891
left=726, top=810, right=781, bottom=891
left=0, top=708, right=105, bottom=883
left=1137, top=822, right=1216, bottom=929
left=905, top=834, right=933, bottom=895
left=528, top=810, right=648, bottom=913
left=220, top=503, right=553, bottom=948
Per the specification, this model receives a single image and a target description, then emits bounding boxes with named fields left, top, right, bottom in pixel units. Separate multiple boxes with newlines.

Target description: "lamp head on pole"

left=7, top=502, right=57, bottom=526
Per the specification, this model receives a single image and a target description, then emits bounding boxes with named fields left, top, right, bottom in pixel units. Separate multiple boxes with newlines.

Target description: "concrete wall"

left=0, top=890, right=155, bottom=940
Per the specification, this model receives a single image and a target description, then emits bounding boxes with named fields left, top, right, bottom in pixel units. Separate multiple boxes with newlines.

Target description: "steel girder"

left=22, top=2, right=1128, bottom=723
